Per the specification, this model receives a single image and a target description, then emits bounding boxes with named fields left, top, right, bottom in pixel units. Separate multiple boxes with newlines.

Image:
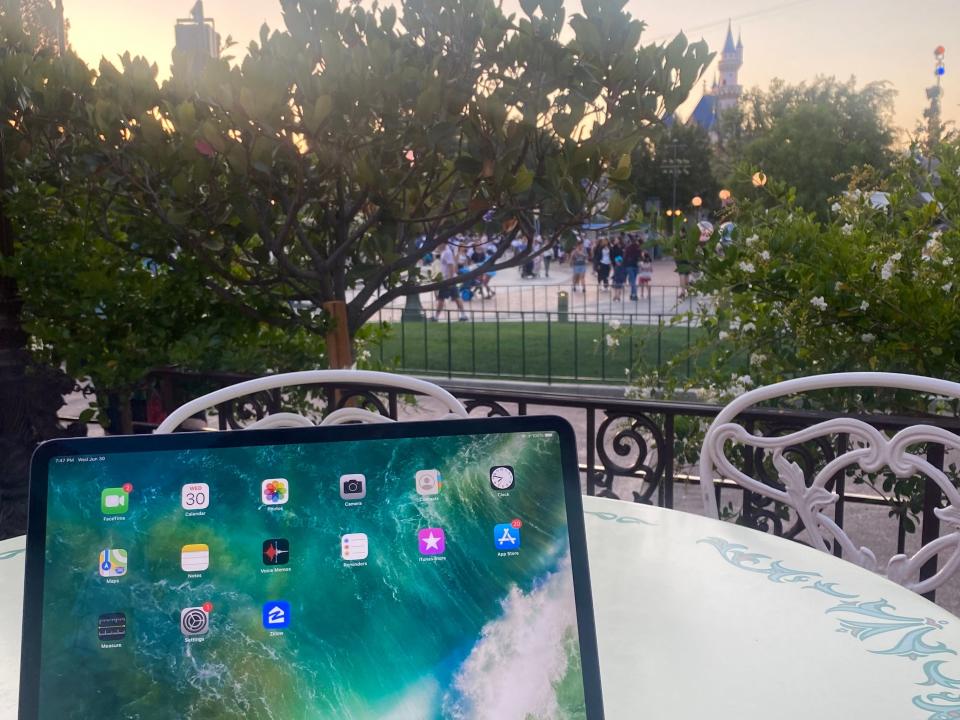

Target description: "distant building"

left=174, top=1, right=220, bottom=64
left=688, top=22, right=743, bottom=140
left=15, top=0, right=68, bottom=53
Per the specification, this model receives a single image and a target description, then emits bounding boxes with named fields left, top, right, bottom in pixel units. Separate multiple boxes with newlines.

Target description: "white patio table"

left=2, top=495, right=959, bottom=719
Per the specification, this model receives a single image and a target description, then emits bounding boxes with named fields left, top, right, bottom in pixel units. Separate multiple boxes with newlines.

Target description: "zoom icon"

left=180, top=605, right=210, bottom=637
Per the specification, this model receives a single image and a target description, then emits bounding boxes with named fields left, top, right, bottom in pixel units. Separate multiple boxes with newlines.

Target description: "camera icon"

left=340, top=474, right=366, bottom=500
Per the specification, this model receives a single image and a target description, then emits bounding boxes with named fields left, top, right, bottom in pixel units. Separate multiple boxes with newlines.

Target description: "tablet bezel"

left=21, top=415, right=604, bottom=719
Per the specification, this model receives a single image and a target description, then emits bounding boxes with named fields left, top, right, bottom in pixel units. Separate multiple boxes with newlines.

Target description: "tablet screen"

left=29, top=425, right=595, bottom=719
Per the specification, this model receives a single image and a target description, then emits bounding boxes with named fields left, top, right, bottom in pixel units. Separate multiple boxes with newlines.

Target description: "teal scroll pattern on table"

left=699, top=537, right=960, bottom=720
left=39, top=431, right=588, bottom=720
left=583, top=510, right=656, bottom=526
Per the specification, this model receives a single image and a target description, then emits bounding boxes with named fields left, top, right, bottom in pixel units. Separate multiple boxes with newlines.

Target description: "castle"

left=688, top=22, right=743, bottom=138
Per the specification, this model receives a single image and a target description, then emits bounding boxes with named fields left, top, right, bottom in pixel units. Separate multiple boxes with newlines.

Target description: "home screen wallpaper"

left=38, top=431, right=587, bottom=720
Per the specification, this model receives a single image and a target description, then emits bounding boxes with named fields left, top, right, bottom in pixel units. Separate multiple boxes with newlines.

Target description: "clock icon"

left=489, top=465, right=515, bottom=491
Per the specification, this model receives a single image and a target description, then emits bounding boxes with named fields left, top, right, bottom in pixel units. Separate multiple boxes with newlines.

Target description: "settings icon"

left=180, top=605, right=210, bottom=636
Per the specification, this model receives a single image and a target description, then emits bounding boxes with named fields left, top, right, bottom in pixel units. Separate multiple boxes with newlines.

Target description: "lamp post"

left=719, top=188, right=732, bottom=206
left=751, top=172, right=767, bottom=188
left=925, top=46, right=946, bottom=169
left=691, top=195, right=703, bottom=221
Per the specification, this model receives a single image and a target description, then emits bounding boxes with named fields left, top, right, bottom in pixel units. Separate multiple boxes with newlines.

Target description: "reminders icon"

left=341, top=533, right=368, bottom=561
left=181, top=544, right=209, bottom=572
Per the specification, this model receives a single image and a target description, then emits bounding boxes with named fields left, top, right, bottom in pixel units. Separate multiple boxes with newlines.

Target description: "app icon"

left=98, top=612, right=126, bottom=642
left=341, top=533, right=368, bottom=561
left=415, top=469, right=441, bottom=496
left=262, top=538, right=290, bottom=565
left=489, top=466, right=515, bottom=491
left=262, top=600, right=291, bottom=630
left=494, top=523, right=521, bottom=550
left=180, top=606, right=210, bottom=636
left=181, top=483, right=210, bottom=510
left=418, top=528, right=446, bottom=556
left=340, top=474, right=366, bottom=500
left=101, top=487, right=129, bottom=515
left=261, top=478, right=289, bottom=506
left=99, top=548, right=128, bottom=577
left=181, top=543, right=209, bottom=572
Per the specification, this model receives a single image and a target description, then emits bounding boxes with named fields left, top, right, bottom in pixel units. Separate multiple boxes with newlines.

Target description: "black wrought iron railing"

left=118, top=369, right=960, bottom=601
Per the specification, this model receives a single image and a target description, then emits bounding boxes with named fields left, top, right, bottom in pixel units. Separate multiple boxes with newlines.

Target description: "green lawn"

left=371, top=319, right=707, bottom=383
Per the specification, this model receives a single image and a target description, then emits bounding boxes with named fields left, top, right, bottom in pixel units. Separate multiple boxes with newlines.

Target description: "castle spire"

left=723, top=21, right=736, bottom=54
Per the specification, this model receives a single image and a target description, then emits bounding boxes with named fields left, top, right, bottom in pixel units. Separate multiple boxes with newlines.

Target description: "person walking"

left=570, top=241, right=588, bottom=293
left=433, top=242, right=469, bottom=321
left=609, top=235, right=624, bottom=265
left=594, top=237, right=611, bottom=289
left=623, top=235, right=640, bottom=301
left=638, top=249, right=653, bottom=299
left=611, top=254, right=626, bottom=302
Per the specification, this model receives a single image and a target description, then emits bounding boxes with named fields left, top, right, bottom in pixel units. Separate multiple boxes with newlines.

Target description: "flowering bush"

left=632, top=142, right=960, bottom=530
left=674, top=143, right=960, bottom=393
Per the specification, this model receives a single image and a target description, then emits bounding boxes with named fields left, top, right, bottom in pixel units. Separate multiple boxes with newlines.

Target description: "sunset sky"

left=64, top=0, right=958, bottom=136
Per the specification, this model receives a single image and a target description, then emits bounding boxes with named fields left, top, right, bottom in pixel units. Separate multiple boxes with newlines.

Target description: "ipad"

left=21, top=416, right=603, bottom=719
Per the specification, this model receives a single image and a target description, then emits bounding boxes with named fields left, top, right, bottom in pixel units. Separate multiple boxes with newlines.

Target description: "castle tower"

left=715, top=22, right=743, bottom=112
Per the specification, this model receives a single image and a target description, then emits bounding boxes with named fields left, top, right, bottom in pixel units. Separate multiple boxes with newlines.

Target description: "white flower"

left=759, top=250, right=771, bottom=261
left=841, top=223, right=854, bottom=236
left=891, top=252, right=902, bottom=261
left=810, top=296, right=828, bottom=311
left=943, top=283, right=954, bottom=293
left=861, top=333, right=876, bottom=343
left=729, top=317, right=742, bottom=331
left=738, top=375, right=754, bottom=387
left=930, top=230, right=943, bottom=241
left=944, top=256, right=954, bottom=266
left=718, top=331, right=730, bottom=340
left=750, top=352, right=767, bottom=366
left=605, top=334, right=619, bottom=348
left=834, top=281, right=844, bottom=291
left=738, top=261, right=755, bottom=273
left=831, top=202, right=842, bottom=213
left=860, top=301, right=870, bottom=311
left=741, top=322, right=756, bottom=333
left=745, top=234, right=759, bottom=246
left=608, top=318, right=621, bottom=330
left=880, top=258, right=896, bottom=281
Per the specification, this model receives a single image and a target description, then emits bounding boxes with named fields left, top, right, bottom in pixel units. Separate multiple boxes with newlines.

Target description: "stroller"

left=459, top=266, right=482, bottom=301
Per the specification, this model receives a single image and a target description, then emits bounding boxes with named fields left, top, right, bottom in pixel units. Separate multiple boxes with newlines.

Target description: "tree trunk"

left=323, top=300, right=353, bottom=369
left=117, top=392, right=134, bottom=435
left=0, top=144, right=76, bottom=539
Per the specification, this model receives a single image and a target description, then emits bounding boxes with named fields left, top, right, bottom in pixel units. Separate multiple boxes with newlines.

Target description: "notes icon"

left=181, top=543, right=209, bottom=572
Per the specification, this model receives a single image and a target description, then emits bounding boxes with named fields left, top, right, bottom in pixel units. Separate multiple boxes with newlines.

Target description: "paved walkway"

left=369, top=258, right=709, bottom=324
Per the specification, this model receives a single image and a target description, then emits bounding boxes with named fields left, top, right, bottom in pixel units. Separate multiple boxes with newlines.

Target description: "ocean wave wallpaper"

left=37, top=431, right=587, bottom=719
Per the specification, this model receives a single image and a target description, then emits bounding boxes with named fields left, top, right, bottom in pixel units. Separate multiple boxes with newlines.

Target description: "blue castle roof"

left=689, top=94, right=718, bottom=130
left=722, top=23, right=736, bottom=54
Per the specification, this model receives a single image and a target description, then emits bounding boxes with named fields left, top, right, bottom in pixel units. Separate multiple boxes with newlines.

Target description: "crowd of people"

left=424, top=230, right=659, bottom=322
left=570, top=233, right=654, bottom=301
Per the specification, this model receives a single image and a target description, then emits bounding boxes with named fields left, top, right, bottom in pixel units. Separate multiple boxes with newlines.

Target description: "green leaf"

left=608, top=153, right=631, bottom=181
left=201, top=120, right=226, bottom=153
left=606, top=192, right=629, bottom=221
left=512, top=166, right=534, bottom=193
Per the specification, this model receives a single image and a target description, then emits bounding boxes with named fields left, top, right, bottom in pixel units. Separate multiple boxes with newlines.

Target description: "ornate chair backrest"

left=698, top=372, right=960, bottom=595
left=155, top=370, right=469, bottom=434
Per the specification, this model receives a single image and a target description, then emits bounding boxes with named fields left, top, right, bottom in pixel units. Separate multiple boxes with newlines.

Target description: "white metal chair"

left=155, top=370, right=469, bottom=434
left=699, top=372, right=960, bottom=595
